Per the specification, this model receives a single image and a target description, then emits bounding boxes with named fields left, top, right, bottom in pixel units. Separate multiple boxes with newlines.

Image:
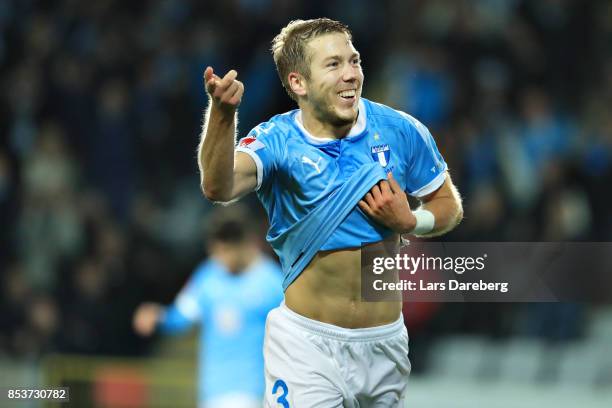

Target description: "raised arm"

left=198, top=67, right=258, bottom=203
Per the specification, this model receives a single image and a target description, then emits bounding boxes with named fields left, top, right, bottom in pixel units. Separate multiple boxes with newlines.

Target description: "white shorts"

left=263, top=303, right=411, bottom=408
left=202, top=393, right=261, bottom=408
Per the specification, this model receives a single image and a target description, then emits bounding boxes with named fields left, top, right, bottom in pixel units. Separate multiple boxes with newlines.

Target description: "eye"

left=352, top=58, right=361, bottom=65
left=327, top=61, right=339, bottom=68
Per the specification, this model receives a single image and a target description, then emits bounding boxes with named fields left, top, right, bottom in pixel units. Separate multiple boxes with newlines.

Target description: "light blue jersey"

left=158, top=256, right=284, bottom=404
left=236, top=98, right=447, bottom=290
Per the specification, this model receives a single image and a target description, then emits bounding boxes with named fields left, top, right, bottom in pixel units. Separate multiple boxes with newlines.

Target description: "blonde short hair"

left=271, top=18, right=352, bottom=101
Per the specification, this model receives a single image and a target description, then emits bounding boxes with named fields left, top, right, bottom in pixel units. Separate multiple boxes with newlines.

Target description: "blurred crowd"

left=1, top=0, right=611, bottom=370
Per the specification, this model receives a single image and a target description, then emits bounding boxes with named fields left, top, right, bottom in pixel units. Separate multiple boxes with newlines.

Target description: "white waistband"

left=278, top=302, right=405, bottom=342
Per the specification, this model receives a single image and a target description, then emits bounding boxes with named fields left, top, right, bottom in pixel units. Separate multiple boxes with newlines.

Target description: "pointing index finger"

left=204, top=66, right=214, bottom=82
left=204, top=67, right=222, bottom=93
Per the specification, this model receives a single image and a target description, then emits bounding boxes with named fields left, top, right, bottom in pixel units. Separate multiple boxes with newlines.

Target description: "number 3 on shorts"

left=272, top=379, right=289, bottom=407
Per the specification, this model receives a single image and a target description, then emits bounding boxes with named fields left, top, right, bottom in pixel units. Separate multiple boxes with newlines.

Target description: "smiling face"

left=298, top=33, right=363, bottom=128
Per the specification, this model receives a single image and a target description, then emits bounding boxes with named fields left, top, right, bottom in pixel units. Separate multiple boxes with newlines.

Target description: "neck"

left=300, top=104, right=356, bottom=140
left=212, top=248, right=261, bottom=275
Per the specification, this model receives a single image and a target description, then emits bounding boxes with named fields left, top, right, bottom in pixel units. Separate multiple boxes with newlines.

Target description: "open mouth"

left=338, top=89, right=357, bottom=103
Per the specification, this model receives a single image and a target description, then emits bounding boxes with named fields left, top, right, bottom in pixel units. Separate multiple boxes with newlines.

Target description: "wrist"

left=208, top=101, right=236, bottom=123
left=400, top=212, right=417, bottom=234
left=410, top=209, right=435, bottom=236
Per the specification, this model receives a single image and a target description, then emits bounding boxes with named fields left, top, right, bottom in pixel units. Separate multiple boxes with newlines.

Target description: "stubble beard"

left=313, top=92, right=357, bottom=128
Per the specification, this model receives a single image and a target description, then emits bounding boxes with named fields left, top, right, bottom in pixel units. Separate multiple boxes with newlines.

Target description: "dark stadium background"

left=1, top=0, right=611, bottom=406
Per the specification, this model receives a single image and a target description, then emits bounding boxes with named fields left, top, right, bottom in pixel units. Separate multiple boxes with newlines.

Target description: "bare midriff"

left=284, top=234, right=402, bottom=329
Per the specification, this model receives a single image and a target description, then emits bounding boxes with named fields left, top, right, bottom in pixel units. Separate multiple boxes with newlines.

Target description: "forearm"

left=198, top=67, right=245, bottom=201
left=199, top=102, right=237, bottom=201
left=157, top=306, right=194, bottom=335
left=415, top=181, right=463, bottom=237
left=417, top=196, right=463, bottom=237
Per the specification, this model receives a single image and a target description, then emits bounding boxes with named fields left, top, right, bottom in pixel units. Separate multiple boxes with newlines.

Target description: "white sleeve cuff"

left=176, top=294, right=201, bottom=321
left=235, top=147, right=263, bottom=191
left=410, top=168, right=447, bottom=197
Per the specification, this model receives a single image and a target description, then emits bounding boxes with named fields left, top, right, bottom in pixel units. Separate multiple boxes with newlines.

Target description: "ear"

left=288, top=72, right=307, bottom=97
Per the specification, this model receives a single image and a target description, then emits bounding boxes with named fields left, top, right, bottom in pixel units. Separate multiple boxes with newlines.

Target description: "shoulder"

left=192, top=259, right=219, bottom=280
left=247, top=109, right=297, bottom=140
left=238, top=110, right=298, bottom=157
left=194, top=259, right=211, bottom=274
left=363, top=98, right=430, bottom=137
left=180, top=260, right=215, bottom=295
left=363, top=98, right=406, bottom=124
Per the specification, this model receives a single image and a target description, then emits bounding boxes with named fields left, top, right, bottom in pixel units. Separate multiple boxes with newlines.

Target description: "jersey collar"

left=294, top=98, right=367, bottom=145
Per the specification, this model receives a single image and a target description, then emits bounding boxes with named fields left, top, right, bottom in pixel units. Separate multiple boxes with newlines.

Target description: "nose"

left=342, top=63, right=360, bottom=82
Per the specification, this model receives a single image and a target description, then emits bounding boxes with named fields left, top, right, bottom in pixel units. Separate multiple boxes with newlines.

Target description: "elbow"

left=201, top=182, right=230, bottom=203
left=200, top=183, right=233, bottom=204
left=455, top=207, right=464, bottom=227
left=454, top=199, right=464, bottom=227
left=449, top=181, right=464, bottom=229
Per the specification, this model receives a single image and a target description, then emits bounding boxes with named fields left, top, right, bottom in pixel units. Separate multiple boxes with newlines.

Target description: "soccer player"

left=133, top=205, right=284, bottom=408
left=199, top=18, right=463, bottom=407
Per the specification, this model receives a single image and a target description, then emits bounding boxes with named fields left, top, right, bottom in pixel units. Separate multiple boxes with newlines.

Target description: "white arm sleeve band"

left=412, top=209, right=435, bottom=235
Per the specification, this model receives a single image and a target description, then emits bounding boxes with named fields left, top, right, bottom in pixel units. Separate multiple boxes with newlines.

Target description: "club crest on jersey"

left=371, top=144, right=391, bottom=167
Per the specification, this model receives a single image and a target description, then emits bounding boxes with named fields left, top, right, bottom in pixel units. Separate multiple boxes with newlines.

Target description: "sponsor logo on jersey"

left=302, top=155, right=322, bottom=174
left=371, top=144, right=391, bottom=167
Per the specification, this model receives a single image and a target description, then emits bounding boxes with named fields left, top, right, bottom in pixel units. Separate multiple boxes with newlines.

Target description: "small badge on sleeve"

left=239, top=137, right=265, bottom=151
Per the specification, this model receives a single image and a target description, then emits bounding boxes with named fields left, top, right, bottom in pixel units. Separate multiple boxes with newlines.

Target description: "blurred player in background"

left=133, top=204, right=284, bottom=408
left=199, top=18, right=462, bottom=407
